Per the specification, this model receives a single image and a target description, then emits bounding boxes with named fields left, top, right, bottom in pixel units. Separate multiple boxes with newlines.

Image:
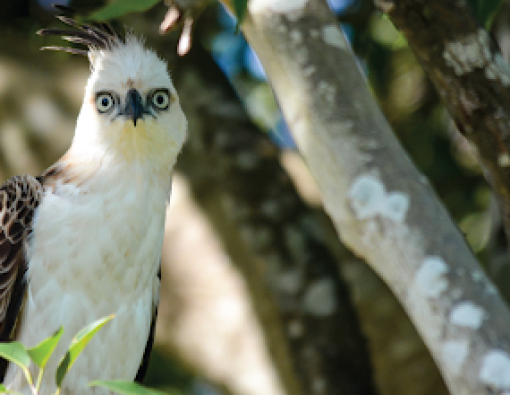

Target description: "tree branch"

left=374, top=0, right=510, bottom=247
left=237, top=0, right=510, bottom=394
left=171, top=36, right=378, bottom=395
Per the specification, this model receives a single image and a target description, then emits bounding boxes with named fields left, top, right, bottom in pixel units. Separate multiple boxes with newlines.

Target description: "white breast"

left=4, top=166, right=169, bottom=395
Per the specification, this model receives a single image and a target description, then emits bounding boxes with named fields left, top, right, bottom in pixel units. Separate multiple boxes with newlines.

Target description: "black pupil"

left=156, top=95, right=164, bottom=105
left=101, top=97, right=109, bottom=107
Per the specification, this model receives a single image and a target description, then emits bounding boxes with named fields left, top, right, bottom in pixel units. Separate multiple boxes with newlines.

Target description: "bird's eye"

left=151, top=90, right=170, bottom=110
left=95, top=93, right=115, bottom=113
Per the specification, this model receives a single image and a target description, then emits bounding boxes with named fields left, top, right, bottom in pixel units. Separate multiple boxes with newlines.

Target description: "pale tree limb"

left=236, top=1, right=510, bottom=395
left=170, top=36, right=379, bottom=395
left=373, top=0, right=510, bottom=249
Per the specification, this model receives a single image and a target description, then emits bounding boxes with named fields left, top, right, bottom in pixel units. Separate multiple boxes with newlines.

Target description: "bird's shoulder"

left=0, top=174, right=44, bottom=380
left=0, top=174, right=44, bottom=245
left=0, top=174, right=44, bottom=336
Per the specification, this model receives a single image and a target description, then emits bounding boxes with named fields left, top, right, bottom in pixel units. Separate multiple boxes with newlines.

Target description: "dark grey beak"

left=124, top=89, right=144, bottom=126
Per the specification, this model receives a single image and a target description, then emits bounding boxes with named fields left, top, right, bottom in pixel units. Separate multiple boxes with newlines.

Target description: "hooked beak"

left=124, top=89, right=144, bottom=126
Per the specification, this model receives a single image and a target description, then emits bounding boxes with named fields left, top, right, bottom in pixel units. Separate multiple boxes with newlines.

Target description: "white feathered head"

left=39, top=13, right=187, bottom=170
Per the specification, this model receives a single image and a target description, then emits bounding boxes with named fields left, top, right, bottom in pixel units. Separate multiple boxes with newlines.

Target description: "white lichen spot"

left=303, top=65, right=316, bottom=76
left=480, top=350, right=510, bottom=389
left=451, top=288, right=463, bottom=299
left=261, top=199, right=280, bottom=218
left=348, top=174, right=410, bottom=222
left=295, top=47, right=309, bottom=65
left=442, top=340, right=469, bottom=375
left=250, top=0, right=308, bottom=14
left=499, top=153, right=510, bottom=167
left=290, top=30, right=303, bottom=44
left=472, top=271, right=483, bottom=281
left=486, top=55, right=510, bottom=85
left=449, top=301, right=485, bottom=329
left=312, top=377, right=326, bottom=393
left=310, top=29, right=319, bottom=39
left=485, top=63, right=499, bottom=80
left=486, top=283, right=498, bottom=295
left=317, top=81, right=336, bottom=103
left=279, top=269, right=303, bottom=294
left=277, top=25, right=288, bottom=34
left=288, top=320, right=304, bottom=338
left=360, top=139, right=379, bottom=149
left=237, top=150, right=259, bottom=169
left=495, top=54, right=510, bottom=85
left=303, top=278, right=337, bottom=316
left=443, top=29, right=492, bottom=75
left=322, top=25, right=347, bottom=49
left=381, top=192, right=410, bottom=223
left=348, top=175, right=386, bottom=220
left=418, top=175, right=429, bottom=185
left=415, top=256, right=449, bottom=298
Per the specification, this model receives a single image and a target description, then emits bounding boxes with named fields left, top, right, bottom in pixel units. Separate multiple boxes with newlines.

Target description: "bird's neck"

left=44, top=140, right=174, bottom=200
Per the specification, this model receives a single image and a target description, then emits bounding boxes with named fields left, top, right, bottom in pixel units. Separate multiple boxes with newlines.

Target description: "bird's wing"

left=134, top=266, right=161, bottom=383
left=0, top=175, right=43, bottom=380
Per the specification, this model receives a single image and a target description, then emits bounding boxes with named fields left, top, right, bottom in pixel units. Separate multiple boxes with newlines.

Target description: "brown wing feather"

left=0, top=175, right=43, bottom=381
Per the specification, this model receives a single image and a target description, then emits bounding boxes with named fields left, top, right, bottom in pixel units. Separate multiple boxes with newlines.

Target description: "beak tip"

left=125, top=89, right=144, bottom=127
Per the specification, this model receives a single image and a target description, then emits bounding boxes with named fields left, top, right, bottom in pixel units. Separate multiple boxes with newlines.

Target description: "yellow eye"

left=96, top=93, right=115, bottom=113
left=151, top=90, right=169, bottom=110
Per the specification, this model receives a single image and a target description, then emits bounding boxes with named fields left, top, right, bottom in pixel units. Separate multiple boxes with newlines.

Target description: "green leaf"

left=28, top=327, right=64, bottom=369
left=233, top=0, right=249, bottom=28
left=56, top=315, right=114, bottom=387
left=89, top=380, right=175, bottom=395
left=0, top=384, right=23, bottom=395
left=466, top=0, right=504, bottom=29
left=0, top=342, right=31, bottom=372
left=0, top=342, right=33, bottom=387
left=87, top=0, right=161, bottom=21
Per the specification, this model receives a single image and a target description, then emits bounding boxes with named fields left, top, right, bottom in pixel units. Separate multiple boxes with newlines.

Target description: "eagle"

left=0, top=11, right=187, bottom=394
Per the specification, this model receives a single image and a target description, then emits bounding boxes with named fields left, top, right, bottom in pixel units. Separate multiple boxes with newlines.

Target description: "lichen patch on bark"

left=415, top=256, right=449, bottom=298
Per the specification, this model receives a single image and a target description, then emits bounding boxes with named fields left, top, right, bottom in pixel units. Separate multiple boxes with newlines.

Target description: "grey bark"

left=373, top=0, right=510, bottom=250
left=235, top=0, right=510, bottom=394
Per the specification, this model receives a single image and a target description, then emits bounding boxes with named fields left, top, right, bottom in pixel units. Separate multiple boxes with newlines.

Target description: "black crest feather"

left=37, top=5, right=122, bottom=55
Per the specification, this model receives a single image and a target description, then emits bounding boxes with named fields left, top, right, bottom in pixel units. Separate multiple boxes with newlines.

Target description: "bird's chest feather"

left=29, top=179, right=165, bottom=299
left=6, top=175, right=168, bottom=394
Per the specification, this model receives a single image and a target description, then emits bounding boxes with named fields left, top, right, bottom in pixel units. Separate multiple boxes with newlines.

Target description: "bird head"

left=38, top=17, right=187, bottom=172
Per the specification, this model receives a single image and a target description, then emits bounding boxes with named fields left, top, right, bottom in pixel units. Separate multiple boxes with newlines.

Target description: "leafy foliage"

left=28, top=327, right=64, bottom=369
left=56, top=315, right=114, bottom=387
left=233, top=0, right=249, bottom=27
left=87, top=0, right=162, bottom=21
left=467, top=0, right=504, bottom=29
left=90, top=380, right=178, bottom=395
left=0, top=342, right=33, bottom=388
left=0, top=342, right=31, bottom=373
left=0, top=315, right=166, bottom=395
